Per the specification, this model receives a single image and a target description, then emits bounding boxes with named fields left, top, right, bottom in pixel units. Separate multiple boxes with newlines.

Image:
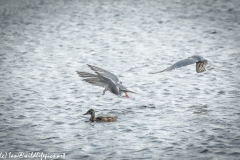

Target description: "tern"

left=76, top=64, right=137, bottom=98
left=149, top=55, right=210, bottom=74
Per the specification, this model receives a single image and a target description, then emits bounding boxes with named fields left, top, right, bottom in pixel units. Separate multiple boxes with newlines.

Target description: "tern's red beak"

left=125, top=92, right=129, bottom=98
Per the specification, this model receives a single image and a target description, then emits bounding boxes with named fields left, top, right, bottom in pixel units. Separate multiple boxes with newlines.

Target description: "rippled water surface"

left=1, top=0, right=240, bottom=159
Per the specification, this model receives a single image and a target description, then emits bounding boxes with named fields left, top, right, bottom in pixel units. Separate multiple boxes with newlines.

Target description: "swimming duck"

left=83, top=109, right=117, bottom=122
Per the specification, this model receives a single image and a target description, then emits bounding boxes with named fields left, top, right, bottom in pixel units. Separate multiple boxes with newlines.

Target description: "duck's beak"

left=83, top=112, right=88, bottom=115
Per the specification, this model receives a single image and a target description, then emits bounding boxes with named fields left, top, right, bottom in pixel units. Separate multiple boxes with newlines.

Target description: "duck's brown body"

left=84, top=109, right=117, bottom=122
left=91, top=116, right=117, bottom=122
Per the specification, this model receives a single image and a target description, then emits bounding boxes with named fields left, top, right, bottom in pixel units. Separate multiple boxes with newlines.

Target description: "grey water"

left=0, top=0, right=240, bottom=159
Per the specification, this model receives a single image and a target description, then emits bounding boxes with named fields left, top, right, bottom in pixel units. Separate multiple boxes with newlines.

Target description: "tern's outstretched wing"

left=76, top=71, right=107, bottom=88
left=76, top=71, right=121, bottom=95
left=87, top=64, right=120, bottom=83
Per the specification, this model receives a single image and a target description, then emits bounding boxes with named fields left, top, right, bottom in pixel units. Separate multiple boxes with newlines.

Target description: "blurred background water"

left=0, top=0, right=240, bottom=159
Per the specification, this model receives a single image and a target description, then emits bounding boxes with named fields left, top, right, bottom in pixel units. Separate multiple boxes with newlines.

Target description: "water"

left=0, top=0, right=240, bottom=159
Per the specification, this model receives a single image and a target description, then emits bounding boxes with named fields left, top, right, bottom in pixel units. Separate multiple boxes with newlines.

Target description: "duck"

left=83, top=109, right=117, bottom=122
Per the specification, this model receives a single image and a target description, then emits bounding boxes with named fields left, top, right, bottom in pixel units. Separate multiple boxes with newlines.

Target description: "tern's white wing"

left=76, top=71, right=122, bottom=96
left=87, top=64, right=120, bottom=83
left=76, top=71, right=107, bottom=88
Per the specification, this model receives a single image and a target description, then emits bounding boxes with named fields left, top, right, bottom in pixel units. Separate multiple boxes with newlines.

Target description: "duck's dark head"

left=83, top=109, right=95, bottom=115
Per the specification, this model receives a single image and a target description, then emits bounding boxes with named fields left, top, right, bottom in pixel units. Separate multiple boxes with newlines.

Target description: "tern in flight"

left=76, top=64, right=137, bottom=98
left=149, top=55, right=210, bottom=74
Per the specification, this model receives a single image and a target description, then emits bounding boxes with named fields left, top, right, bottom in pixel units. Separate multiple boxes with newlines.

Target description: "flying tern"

left=76, top=64, right=137, bottom=98
left=149, top=55, right=210, bottom=74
